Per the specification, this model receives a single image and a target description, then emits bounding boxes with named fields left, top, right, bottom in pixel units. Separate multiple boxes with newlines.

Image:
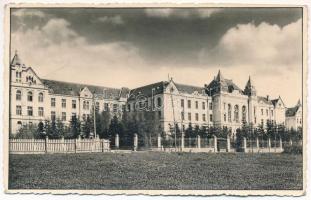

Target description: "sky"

left=10, top=7, right=302, bottom=107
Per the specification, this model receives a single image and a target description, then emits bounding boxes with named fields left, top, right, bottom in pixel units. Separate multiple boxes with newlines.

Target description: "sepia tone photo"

left=3, top=4, right=307, bottom=195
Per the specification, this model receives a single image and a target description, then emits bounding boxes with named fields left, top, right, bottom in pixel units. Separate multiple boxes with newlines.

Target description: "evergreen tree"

left=37, top=121, right=45, bottom=139
left=185, top=123, right=193, bottom=138
left=69, top=116, right=81, bottom=138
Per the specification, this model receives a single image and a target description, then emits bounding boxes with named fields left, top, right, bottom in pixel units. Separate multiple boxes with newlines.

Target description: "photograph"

left=4, top=4, right=306, bottom=195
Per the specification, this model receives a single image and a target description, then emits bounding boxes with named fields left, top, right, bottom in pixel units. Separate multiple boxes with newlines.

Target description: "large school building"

left=9, top=52, right=297, bottom=135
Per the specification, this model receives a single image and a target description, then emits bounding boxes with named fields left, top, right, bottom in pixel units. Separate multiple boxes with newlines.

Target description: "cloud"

left=200, top=19, right=302, bottom=73
left=12, top=9, right=46, bottom=18
left=96, top=16, right=124, bottom=25
left=11, top=17, right=145, bottom=86
left=144, top=8, right=221, bottom=18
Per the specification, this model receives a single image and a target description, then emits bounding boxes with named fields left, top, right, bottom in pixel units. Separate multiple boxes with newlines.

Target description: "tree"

left=98, top=110, right=111, bottom=139
left=69, top=116, right=81, bottom=138
left=37, top=121, right=45, bottom=139
left=83, top=116, right=93, bottom=138
left=193, top=125, right=200, bottom=136
left=15, top=123, right=38, bottom=139
left=185, top=123, right=193, bottom=138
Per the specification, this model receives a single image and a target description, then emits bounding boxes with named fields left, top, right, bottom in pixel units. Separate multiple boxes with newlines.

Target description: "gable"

left=23, top=67, right=44, bottom=87
left=80, top=87, right=93, bottom=98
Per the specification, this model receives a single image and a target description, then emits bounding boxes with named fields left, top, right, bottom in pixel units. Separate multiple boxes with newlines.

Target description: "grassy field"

left=9, top=152, right=303, bottom=190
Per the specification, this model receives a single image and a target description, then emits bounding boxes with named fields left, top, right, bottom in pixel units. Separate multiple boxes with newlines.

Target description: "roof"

left=42, top=79, right=128, bottom=100
left=257, top=96, right=273, bottom=105
left=286, top=106, right=300, bottom=117
left=128, top=81, right=169, bottom=100
left=11, top=51, right=22, bottom=65
left=128, top=81, right=205, bottom=100
left=174, top=83, right=205, bottom=95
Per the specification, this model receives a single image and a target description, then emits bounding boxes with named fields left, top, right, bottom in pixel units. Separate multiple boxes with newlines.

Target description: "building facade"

left=285, top=100, right=302, bottom=130
left=10, top=52, right=291, bottom=136
left=10, top=52, right=129, bottom=134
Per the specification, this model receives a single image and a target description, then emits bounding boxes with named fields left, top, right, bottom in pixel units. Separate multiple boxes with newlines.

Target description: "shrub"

left=283, top=145, right=302, bottom=154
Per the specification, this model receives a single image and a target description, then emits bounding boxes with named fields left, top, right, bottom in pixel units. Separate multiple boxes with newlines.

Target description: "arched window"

left=234, top=105, right=239, bottom=123
left=157, top=97, right=162, bottom=107
left=27, top=91, right=33, bottom=102
left=242, top=105, right=246, bottom=122
left=38, top=92, right=44, bottom=102
left=86, top=101, right=90, bottom=109
left=16, top=90, right=21, bottom=100
left=228, top=104, right=231, bottom=122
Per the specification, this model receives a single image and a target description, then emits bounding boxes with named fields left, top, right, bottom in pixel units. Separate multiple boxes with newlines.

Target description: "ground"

left=9, top=152, right=303, bottom=190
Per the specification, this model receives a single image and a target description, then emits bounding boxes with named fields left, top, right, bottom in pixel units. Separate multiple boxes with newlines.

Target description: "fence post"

left=213, top=135, right=217, bottom=152
left=181, top=133, right=185, bottom=151
left=243, top=137, right=247, bottom=153
left=61, top=136, right=65, bottom=153
left=157, top=134, right=161, bottom=150
left=279, top=137, right=283, bottom=150
left=115, top=134, right=120, bottom=149
left=45, top=136, right=49, bottom=154
left=197, top=135, right=201, bottom=149
left=256, top=137, right=259, bottom=152
left=133, top=133, right=138, bottom=151
left=226, top=134, right=230, bottom=152
left=268, top=138, right=271, bottom=152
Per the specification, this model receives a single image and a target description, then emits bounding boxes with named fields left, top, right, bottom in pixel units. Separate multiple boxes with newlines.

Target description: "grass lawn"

left=9, top=152, right=303, bottom=190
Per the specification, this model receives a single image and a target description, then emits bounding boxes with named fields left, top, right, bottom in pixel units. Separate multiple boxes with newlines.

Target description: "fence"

left=9, top=137, right=110, bottom=154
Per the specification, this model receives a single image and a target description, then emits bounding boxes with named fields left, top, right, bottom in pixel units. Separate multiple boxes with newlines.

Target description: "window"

left=51, top=98, right=56, bottom=107
left=271, top=110, right=273, bottom=117
left=242, top=106, right=246, bottom=122
left=17, top=121, right=22, bottom=129
left=202, top=102, right=205, bottom=110
left=62, top=112, right=66, bottom=121
left=187, top=100, right=191, bottom=108
left=234, top=105, right=239, bottom=123
left=16, top=105, right=22, bottom=115
left=83, top=101, right=90, bottom=110
left=51, top=111, right=56, bottom=121
left=95, top=102, right=100, bottom=111
left=16, top=90, right=21, bottom=100
left=16, top=71, right=21, bottom=82
left=261, top=119, right=264, bottom=126
left=82, top=114, right=86, bottom=121
left=122, top=105, right=126, bottom=112
left=266, top=109, right=268, bottom=116
left=254, top=107, right=256, bottom=116
left=38, top=92, right=44, bottom=102
left=38, top=107, right=44, bottom=117
left=210, top=114, right=213, bottom=122
left=104, top=103, right=109, bottom=111
left=261, top=109, right=263, bottom=115
left=113, top=104, right=118, bottom=112
left=188, top=113, right=191, bottom=121
left=27, top=91, right=33, bottom=102
left=72, top=100, right=76, bottom=109
left=195, top=101, right=198, bottom=109
left=254, top=117, right=257, bottom=124
left=202, top=114, right=206, bottom=121
left=127, top=104, right=131, bottom=112
left=62, top=99, right=66, bottom=108
left=181, top=112, right=185, bottom=120
left=195, top=113, right=199, bottom=121
left=27, top=106, right=33, bottom=116
left=224, top=113, right=226, bottom=122
left=181, top=99, right=184, bottom=108
left=157, top=97, right=162, bottom=107
left=209, top=102, right=212, bottom=110
left=158, top=111, right=161, bottom=118
left=228, top=104, right=232, bottom=122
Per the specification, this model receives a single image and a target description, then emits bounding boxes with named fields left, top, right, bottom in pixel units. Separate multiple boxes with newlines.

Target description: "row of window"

left=181, top=112, right=212, bottom=122
left=16, top=90, right=44, bottom=102
left=16, top=106, right=75, bottom=121
left=180, top=99, right=211, bottom=110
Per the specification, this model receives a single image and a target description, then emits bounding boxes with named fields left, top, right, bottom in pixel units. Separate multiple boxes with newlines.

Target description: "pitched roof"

left=11, top=51, right=22, bottom=65
left=286, top=106, right=300, bottom=117
left=128, top=81, right=169, bottom=100
left=42, top=79, right=127, bottom=100
left=174, top=83, right=205, bottom=95
left=257, top=96, right=273, bottom=105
